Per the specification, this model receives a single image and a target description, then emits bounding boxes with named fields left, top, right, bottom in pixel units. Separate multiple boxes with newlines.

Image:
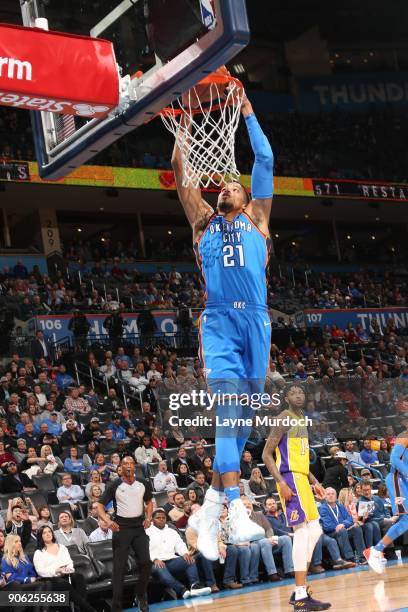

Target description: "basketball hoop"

left=159, top=72, right=245, bottom=189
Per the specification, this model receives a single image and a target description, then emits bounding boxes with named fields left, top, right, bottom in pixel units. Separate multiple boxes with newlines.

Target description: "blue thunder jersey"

left=194, top=211, right=270, bottom=308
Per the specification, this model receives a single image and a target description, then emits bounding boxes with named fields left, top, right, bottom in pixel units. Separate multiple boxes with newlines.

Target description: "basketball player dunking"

left=172, top=71, right=273, bottom=559
left=364, top=425, right=408, bottom=573
left=262, top=384, right=331, bottom=611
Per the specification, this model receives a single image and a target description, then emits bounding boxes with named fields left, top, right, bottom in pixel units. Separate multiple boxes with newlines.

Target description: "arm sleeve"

left=143, top=479, right=153, bottom=503
left=33, top=550, right=56, bottom=578
left=244, top=113, right=274, bottom=200
left=390, top=443, right=408, bottom=477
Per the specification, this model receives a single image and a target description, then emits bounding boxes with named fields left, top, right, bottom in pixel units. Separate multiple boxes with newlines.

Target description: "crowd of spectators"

left=0, top=300, right=405, bottom=604
left=0, top=263, right=407, bottom=344
left=3, top=103, right=408, bottom=183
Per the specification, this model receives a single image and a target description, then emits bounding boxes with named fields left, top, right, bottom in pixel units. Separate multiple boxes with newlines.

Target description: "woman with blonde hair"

left=88, top=484, right=103, bottom=504
left=39, top=444, right=63, bottom=474
left=1, top=534, right=37, bottom=585
left=248, top=467, right=269, bottom=496
left=85, top=470, right=106, bottom=498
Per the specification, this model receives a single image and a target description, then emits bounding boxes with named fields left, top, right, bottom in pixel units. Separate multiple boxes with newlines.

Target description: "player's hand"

left=183, top=554, right=194, bottom=564
left=143, top=517, right=152, bottom=529
left=107, top=519, right=120, bottom=532
left=313, top=483, right=326, bottom=500
left=154, top=559, right=165, bottom=569
left=279, top=481, right=294, bottom=501
left=335, top=524, right=345, bottom=532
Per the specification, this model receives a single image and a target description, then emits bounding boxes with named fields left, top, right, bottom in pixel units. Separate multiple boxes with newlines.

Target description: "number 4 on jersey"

left=223, top=244, right=245, bottom=267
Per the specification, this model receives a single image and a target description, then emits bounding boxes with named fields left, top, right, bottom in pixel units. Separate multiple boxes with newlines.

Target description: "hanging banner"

left=298, top=308, right=408, bottom=331
left=0, top=23, right=119, bottom=118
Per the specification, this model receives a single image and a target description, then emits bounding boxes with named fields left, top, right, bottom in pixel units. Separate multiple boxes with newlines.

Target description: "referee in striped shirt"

left=96, top=456, right=153, bottom=612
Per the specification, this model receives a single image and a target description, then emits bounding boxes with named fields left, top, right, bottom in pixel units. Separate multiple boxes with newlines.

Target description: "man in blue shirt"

left=319, top=487, right=367, bottom=564
left=360, top=439, right=379, bottom=466
left=55, top=365, right=75, bottom=391
left=105, top=414, right=126, bottom=440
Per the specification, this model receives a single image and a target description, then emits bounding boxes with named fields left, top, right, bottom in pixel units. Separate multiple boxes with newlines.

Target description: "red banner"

left=0, top=23, right=119, bottom=118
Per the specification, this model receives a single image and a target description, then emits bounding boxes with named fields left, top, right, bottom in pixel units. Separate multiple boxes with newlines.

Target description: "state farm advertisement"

left=0, top=23, right=119, bottom=118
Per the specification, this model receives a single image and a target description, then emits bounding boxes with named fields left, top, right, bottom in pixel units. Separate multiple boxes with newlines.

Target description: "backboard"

left=20, top=0, right=250, bottom=180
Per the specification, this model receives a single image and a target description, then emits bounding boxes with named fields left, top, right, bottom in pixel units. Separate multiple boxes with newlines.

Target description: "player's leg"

left=190, top=309, right=243, bottom=559
left=365, top=472, right=408, bottom=573
left=284, top=475, right=331, bottom=610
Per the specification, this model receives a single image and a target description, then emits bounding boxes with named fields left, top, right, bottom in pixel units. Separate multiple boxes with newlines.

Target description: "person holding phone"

left=33, top=525, right=97, bottom=612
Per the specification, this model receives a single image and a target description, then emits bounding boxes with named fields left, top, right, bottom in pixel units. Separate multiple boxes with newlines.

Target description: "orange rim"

left=159, top=72, right=243, bottom=117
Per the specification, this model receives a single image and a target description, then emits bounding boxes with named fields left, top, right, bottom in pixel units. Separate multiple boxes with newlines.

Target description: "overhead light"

left=168, top=230, right=172, bottom=235
left=335, top=53, right=339, bottom=58
left=291, top=241, right=296, bottom=246
left=99, top=207, right=104, bottom=211
left=346, top=235, right=351, bottom=240
left=375, top=216, right=380, bottom=221
left=304, top=214, right=309, bottom=219
left=391, top=247, right=395, bottom=252
left=369, top=51, right=374, bottom=57
left=101, top=238, right=105, bottom=242
left=233, top=64, right=245, bottom=74
left=363, top=58, right=368, bottom=63
left=275, top=233, right=279, bottom=238
left=371, top=235, right=376, bottom=240
left=77, top=228, right=82, bottom=232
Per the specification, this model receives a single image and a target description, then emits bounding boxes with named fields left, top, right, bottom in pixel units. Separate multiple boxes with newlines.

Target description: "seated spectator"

left=60, top=419, right=83, bottom=447
left=81, top=417, right=102, bottom=444
left=106, top=452, right=121, bottom=480
left=264, top=497, right=292, bottom=536
left=344, top=440, right=361, bottom=472
left=248, top=467, right=269, bottom=497
left=1, top=461, right=36, bottom=494
left=54, top=511, right=88, bottom=553
left=168, top=491, right=188, bottom=524
left=172, top=446, right=195, bottom=474
left=134, top=435, right=161, bottom=472
left=242, top=497, right=294, bottom=580
left=63, top=446, right=84, bottom=473
left=21, top=423, right=39, bottom=448
left=319, top=487, right=367, bottom=564
left=309, top=532, right=356, bottom=574
left=239, top=450, right=258, bottom=480
left=55, top=365, right=75, bottom=391
left=82, top=502, right=100, bottom=536
left=377, top=440, right=391, bottom=466
left=90, top=453, right=111, bottom=482
left=105, top=413, right=126, bottom=440
left=201, top=456, right=213, bottom=485
left=1, top=534, right=37, bottom=586
left=0, top=530, right=5, bottom=561
left=33, top=525, right=97, bottom=612
left=37, top=505, right=53, bottom=529
left=146, top=508, right=211, bottom=599
left=99, top=429, right=118, bottom=455
left=153, top=460, right=177, bottom=492
left=360, top=439, right=379, bottom=466
left=5, top=501, right=32, bottom=549
left=188, top=442, right=208, bottom=473
left=175, top=463, right=194, bottom=488
left=162, top=490, right=177, bottom=518
left=13, top=439, right=28, bottom=465
left=56, top=473, right=84, bottom=511
left=88, top=516, right=113, bottom=542
left=186, top=472, right=209, bottom=505
left=39, top=444, right=63, bottom=474
left=151, top=426, right=167, bottom=452
left=322, top=451, right=349, bottom=494
left=82, top=440, right=99, bottom=469
left=358, top=482, right=391, bottom=545
left=0, top=441, right=16, bottom=469
left=64, top=388, right=92, bottom=416
left=88, top=484, right=104, bottom=504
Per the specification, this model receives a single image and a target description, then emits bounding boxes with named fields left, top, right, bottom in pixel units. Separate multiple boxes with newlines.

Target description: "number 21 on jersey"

left=223, top=245, right=245, bottom=267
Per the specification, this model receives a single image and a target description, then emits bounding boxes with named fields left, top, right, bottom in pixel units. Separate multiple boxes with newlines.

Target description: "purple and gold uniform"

left=276, top=410, right=319, bottom=527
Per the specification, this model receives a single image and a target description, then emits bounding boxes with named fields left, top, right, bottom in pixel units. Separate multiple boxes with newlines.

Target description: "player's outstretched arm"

left=171, top=117, right=214, bottom=241
left=390, top=435, right=408, bottom=477
left=242, top=96, right=274, bottom=236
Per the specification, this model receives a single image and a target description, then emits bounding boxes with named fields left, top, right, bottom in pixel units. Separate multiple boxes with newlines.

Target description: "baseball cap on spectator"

left=112, top=414, right=121, bottom=421
left=90, top=417, right=100, bottom=423
left=361, top=468, right=371, bottom=476
left=1, top=377, right=8, bottom=383
left=66, top=419, right=76, bottom=427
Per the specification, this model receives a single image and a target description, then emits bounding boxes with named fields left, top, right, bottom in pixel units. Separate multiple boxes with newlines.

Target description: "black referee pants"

left=112, top=526, right=152, bottom=612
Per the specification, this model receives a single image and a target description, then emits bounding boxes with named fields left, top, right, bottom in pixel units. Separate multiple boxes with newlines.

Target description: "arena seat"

left=152, top=491, right=168, bottom=507
left=24, top=490, right=48, bottom=508
left=77, top=500, right=89, bottom=519
left=0, top=492, right=21, bottom=509
left=32, top=474, right=56, bottom=493
left=49, top=502, right=73, bottom=524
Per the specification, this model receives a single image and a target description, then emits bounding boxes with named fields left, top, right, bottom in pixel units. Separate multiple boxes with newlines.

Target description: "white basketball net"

left=160, top=79, right=244, bottom=189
